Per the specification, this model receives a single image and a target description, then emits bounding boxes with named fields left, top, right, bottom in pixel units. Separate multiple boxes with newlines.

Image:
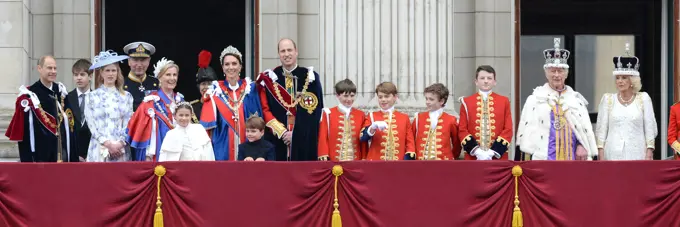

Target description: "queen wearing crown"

left=516, top=38, right=597, bottom=161
left=596, top=44, right=657, bottom=160
left=200, top=45, right=263, bottom=161
left=126, top=58, right=186, bottom=161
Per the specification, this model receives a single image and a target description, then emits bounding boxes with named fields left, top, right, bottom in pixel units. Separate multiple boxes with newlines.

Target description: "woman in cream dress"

left=159, top=102, right=215, bottom=161
left=84, top=50, right=134, bottom=162
left=596, top=44, right=657, bottom=160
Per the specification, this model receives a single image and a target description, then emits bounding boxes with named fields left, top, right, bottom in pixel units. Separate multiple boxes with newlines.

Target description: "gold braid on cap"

left=174, top=101, right=194, bottom=114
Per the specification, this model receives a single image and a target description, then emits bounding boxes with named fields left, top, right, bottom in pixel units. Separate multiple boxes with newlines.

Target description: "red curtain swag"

left=0, top=161, right=679, bottom=226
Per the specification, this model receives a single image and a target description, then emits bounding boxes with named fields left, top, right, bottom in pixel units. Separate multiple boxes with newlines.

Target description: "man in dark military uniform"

left=190, top=50, right=219, bottom=123
left=123, top=41, right=159, bottom=111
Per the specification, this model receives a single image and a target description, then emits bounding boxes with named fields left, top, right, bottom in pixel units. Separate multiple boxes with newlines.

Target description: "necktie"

left=79, top=94, right=85, bottom=124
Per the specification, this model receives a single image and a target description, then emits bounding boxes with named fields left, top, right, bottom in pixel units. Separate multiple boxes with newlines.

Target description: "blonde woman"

left=596, top=44, right=657, bottom=160
left=126, top=58, right=185, bottom=161
left=84, top=50, right=134, bottom=162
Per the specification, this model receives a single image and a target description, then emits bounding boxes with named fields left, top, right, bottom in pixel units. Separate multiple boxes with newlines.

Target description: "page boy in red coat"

left=459, top=65, right=513, bottom=160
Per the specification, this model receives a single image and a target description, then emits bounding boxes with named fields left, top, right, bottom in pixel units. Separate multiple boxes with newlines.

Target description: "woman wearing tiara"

left=127, top=58, right=186, bottom=161
left=200, top=45, right=263, bottom=161
left=84, top=50, right=134, bottom=162
left=158, top=102, right=215, bottom=161
left=596, top=43, right=657, bottom=160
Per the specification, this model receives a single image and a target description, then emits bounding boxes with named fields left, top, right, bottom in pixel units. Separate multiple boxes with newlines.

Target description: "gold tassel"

left=512, top=165, right=523, bottom=227
left=154, top=165, right=166, bottom=227
left=331, top=165, right=343, bottom=227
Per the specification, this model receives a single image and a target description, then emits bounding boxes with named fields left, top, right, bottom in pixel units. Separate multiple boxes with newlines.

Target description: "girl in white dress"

left=596, top=44, right=657, bottom=160
left=158, top=102, right=215, bottom=161
left=84, top=50, right=134, bottom=162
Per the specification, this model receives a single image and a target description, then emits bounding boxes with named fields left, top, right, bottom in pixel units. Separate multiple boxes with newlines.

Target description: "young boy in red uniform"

left=409, top=83, right=461, bottom=160
left=459, top=65, right=514, bottom=160
left=360, top=82, right=415, bottom=161
left=318, top=79, right=367, bottom=161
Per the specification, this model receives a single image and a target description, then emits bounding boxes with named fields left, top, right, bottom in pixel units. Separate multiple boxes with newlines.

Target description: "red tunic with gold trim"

left=410, top=111, right=461, bottom=160
left=459, top=92, right=513, bottom=160
left=667, top=102, right=680, bottom=159
left=359, top=110, right=415, bottom=161
left=317, top=107, right=367, bottom=161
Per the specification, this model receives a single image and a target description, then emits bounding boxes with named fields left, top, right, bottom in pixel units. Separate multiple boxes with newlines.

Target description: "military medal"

left=138, top=85, right=145, bottom=92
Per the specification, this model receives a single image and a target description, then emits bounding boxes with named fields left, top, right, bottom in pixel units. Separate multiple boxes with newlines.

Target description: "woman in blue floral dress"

left=84, top=50, right=134, bottom=162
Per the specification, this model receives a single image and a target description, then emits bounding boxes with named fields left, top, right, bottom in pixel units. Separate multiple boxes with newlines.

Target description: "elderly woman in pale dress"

left=84, top=50, right=134, bottom=162
left=596, top=44, right=657, bottom=160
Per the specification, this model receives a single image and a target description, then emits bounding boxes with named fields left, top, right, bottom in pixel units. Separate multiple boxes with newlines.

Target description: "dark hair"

left=424, top=83, right=450, bottom=106
left=72, top=59, right=93, bottom=75
left=475, top=65, right=496, bottom=79
left=334, top=79, right=357, bottom=95
left=222, top=54, right=243, bottom=66
left=375, top=82, right=398, bottom=95
left=246, top=115, right=265, bottom=131
left=174, top=102, right=194, bottom=115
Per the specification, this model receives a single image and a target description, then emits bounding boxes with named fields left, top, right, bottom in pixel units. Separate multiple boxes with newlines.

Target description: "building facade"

left=0, top=0, right=677, bottom=159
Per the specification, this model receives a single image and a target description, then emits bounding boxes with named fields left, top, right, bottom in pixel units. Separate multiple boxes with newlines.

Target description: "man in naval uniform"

left=123, top=41, right=159, bottom=111
left=256, top=38, right=324, bottom=161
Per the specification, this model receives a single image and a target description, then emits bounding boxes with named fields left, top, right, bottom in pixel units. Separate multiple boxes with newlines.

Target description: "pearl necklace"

left=618, top=93, right=635, bottom=106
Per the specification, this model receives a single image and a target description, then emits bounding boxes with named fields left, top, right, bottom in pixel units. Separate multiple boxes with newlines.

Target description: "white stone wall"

left=0, top=0, right=31, bottom=109
left=0, top=0, right=513, bottom=114
left=0, top=0, right=92, bottom=109
left=259, top=0, right=513, bottom=116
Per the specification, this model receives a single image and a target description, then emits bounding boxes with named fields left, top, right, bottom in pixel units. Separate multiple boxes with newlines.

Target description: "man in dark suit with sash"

left=66, top=59, right=93, bottom=161
left=5, top=55, right=77, bottom=162
left=256, top=38, right=324, bottom=161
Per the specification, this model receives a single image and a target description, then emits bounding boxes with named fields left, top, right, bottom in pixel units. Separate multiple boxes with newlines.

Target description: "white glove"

left=370, top=121, right=389, bottom=131
left=475, top=149, right=493, bottom=161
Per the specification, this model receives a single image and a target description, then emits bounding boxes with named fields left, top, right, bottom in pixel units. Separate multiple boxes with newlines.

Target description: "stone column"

left=260, top=0, right=299, bottom=70
left=319, top=0, right=456, bottom=116
left=0, top=0, right=30, bottom=109
left=52, top=0, right=92, bottom=89
left=473, top=0, right=512, bottom=97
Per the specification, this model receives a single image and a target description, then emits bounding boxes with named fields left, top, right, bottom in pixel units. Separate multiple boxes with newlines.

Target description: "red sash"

left=6, top=94, right=59, bottom=142
left=256, top=71, right=297, bottom=116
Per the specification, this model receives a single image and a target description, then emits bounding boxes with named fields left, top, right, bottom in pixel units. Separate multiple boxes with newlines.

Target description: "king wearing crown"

left=256, top=38, right=324, bottom=161
left=516, top=38, right=597, bottom=161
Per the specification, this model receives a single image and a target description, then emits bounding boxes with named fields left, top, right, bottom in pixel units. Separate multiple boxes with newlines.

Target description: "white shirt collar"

left=428, top=108, right=444, bottom=128
left=283, top=64, right=299, bottom=74
left=380, top=106, right=394, bottom=114
left=77, top=88, right=91, bottom=96
left=429, top=108, right=443, bottom=116
left=338, top=104, right=352, bottom=116
left=228, top=83, right=239, bottom=91
left=479, top=90, right=492, bottom=99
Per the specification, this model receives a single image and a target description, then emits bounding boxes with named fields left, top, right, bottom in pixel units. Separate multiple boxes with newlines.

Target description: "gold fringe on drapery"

left=512, top=165, right=523, bottom=227
left=154, top=165, right=166, bottom=227
left=331, top=165, right=343, bottom=227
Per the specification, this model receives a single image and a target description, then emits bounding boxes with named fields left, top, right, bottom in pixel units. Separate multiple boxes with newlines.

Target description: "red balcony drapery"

left=0, top=161, right=679, bottom=226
